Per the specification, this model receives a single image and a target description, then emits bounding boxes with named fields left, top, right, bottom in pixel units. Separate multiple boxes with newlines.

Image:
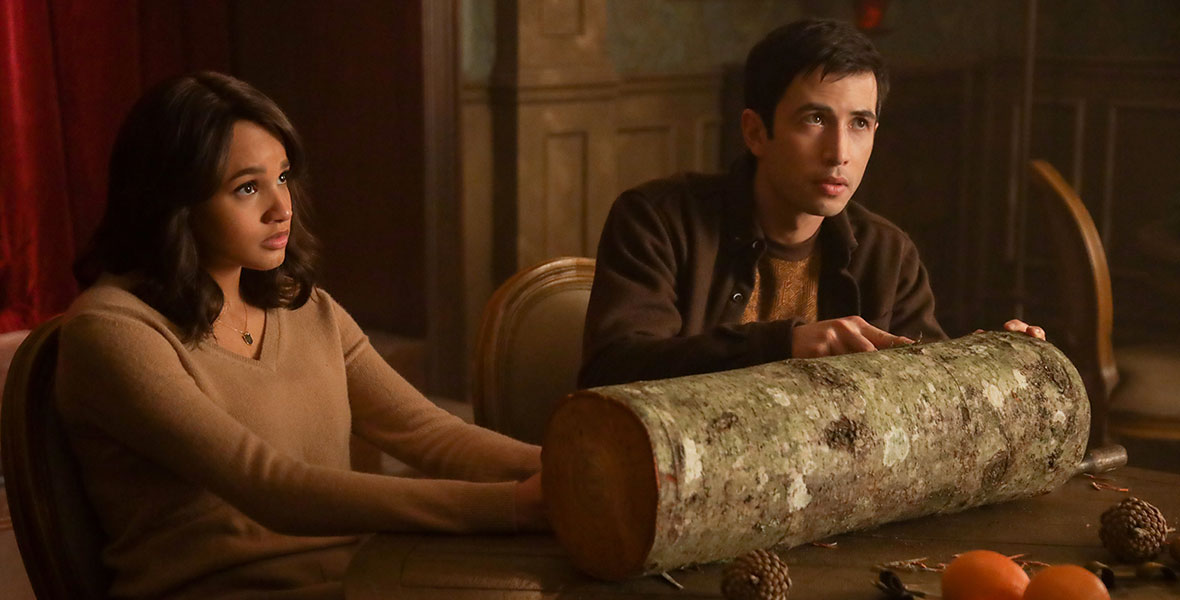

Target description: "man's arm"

left=579, top=191, right=806, bottom=388
left=580, top=192, right=914, bottom=387
left=887, top=237, right=948, bottom=342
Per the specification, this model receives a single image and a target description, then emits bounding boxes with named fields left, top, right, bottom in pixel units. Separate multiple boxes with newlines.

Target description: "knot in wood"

left=823, top=416, right=866, bottom=454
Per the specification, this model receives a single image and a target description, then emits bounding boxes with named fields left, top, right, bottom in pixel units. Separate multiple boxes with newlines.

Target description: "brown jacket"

left=579, top=158, right=946, bottom=388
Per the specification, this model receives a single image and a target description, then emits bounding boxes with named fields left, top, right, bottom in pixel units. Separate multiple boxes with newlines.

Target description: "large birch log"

left=542, top=332, right=1089, bottom=580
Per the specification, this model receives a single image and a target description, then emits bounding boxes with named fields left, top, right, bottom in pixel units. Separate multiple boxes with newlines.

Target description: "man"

left=579, top=18, right=1042, bottom=388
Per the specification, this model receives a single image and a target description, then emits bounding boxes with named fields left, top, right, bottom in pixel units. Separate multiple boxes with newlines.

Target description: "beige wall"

left=460, top=0, right=731, bottom=360
left=463, top=75, right=727, bottom=354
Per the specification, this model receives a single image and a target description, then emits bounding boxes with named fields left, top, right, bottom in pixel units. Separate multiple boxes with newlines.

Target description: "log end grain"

left=543, top=392, right=658, bottom=580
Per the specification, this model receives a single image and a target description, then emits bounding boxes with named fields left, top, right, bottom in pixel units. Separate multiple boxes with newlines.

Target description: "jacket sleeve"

left=330, top=295, right=541, bottom=483
left=579, top=190, right=798, bottom=388
left=57, top=312, right=527, bottom=536
left=888, top=237, right=948, bottom=342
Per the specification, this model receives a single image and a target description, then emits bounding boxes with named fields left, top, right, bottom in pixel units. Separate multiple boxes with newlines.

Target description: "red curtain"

left=0, top=0, right=229, bottom=332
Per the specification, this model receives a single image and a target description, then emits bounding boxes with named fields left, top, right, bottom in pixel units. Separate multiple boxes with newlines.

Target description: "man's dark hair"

left=75, top=71, right=318, bottom=343
left=744, top=18, right=889, bottom=134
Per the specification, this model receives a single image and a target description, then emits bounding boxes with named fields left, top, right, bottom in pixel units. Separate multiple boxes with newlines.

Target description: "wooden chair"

left=1028, top=159, right=1180, bottom=448
left=1027, top=160, right=1118, bottom=447
left=1, top=316, right=110, bottom=599
left=473, top=257, right=595, bottom=444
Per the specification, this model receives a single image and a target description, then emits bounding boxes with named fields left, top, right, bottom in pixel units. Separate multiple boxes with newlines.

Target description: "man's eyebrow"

left=795, top=102, right=834, bottom=115
left=795, top=103, right=878, bottom=121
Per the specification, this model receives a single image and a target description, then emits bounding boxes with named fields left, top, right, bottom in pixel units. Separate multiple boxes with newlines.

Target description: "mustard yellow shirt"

left=740, top=233, right=822, bottom=324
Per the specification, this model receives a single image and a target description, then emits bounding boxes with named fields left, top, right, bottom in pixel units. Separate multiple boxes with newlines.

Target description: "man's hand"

left=792, top=316, right=914, bottom=359
left=513, top=471, right=548, bottom=532
left=1003, top=319, right=1046, bottom=340
left=974, top=320, right=1047, bottom=339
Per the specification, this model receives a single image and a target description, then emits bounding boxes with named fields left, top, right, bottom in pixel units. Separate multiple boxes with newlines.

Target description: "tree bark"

left=543, top=332, right=1089, bottom=580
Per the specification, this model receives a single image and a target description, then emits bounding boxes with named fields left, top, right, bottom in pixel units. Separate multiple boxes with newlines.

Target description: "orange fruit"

left=1023, top=564, right=1109, bottom=600
left=941, top=550, right=1030, bottom=600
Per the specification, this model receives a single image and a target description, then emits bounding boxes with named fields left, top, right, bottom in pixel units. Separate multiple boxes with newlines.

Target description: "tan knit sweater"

left=740, top=234, right=821, bottom=324
left=55, top=276, right=541, bottom=599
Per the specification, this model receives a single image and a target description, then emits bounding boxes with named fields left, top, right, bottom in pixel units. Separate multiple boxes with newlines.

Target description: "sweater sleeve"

left=56, top=312, right=523, bottom=536
left=579, top=190, right=798, bottom=388
left=888, top=237, right=948, bottom=342
left=327, top=295, right=541, bottom=482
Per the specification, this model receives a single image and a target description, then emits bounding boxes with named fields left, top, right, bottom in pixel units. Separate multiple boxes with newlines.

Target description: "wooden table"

left=347, top=467, right=1180, bottom=599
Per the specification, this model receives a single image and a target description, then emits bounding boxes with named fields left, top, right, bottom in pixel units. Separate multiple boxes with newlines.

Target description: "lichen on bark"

left=543, top=332, right=1090, bottom=579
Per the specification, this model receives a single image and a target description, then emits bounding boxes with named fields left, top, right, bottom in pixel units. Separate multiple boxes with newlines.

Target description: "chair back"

left=1, top=316, right=110, bottom=599
left=473, top=258, right=595, bottom=444
left=1027, top=159, right=1119, bottom=445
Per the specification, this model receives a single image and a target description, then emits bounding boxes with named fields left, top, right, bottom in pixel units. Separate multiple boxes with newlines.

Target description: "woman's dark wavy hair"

left=745, top=18, right=890, bottom=134
left=75, top=71, right=318, bottom=343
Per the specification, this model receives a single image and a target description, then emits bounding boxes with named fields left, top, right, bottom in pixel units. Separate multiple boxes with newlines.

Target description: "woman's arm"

left=329, top=295, right=542, bottom=483
left=57, top=312, right=523, bottom=536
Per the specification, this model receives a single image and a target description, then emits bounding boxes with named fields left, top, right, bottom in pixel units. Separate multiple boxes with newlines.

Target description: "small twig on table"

left=658, top=571, right=684, bottom=590
left=1015, top=558, right=1051, bottom=569
left=1084, top=473, right=1129, bottom=492
left=1090, top=480, right=1130, bottom=493
left=876, top=557, right=945, bottom=573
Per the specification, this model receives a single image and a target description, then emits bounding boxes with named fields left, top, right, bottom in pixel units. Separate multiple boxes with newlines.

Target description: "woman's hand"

left=514, top=471, right=549, bottom=532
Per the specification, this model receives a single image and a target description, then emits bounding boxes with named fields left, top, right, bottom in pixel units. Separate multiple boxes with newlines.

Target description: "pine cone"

left=1100, top=497, right=1169, bottom=562
left=721, top=549, right=792, bottom=600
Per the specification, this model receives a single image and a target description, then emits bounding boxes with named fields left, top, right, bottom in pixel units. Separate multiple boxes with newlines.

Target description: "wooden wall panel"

left=1104, top=104, right=1180, bottom=250
left=504, top=0, right=615, bottom=87
left=461, top=91, right=496, bottom=356
left=1022, top=99, right=1089, bottom=337
left=543, top=131, right=590, bottom=257
left=1029, top=100, right=1087, bottom=191
left=488, top=3, right=724, bottom=289
left=583, top=122, right=620, bottom=261
left=541, top=0, right=584, bottom=35
left=616, top=73, right=724, bottom=183
left=422, top=0, right=462, bottom=395
left=1104, top=103, right=1180, bottom=344
left=505, top=97, right=617, bottom=272
left=491, top=0, right=617, bottom=279
left=960, top=60, right=1180, bottom=342
left=696, top=118, right=722, bottom=172
left=617, top=126, right=675, bottom=193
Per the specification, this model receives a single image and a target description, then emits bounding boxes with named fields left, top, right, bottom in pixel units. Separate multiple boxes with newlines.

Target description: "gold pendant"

left=241, top=332, right=254, bottom=345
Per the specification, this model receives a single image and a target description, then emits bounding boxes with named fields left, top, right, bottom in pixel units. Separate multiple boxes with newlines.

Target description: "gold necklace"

left=219, top=301, right=254, bottom=345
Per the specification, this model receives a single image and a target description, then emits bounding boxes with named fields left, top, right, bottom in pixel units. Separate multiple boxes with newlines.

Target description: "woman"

left=57, top=71, right=545, bottom=599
